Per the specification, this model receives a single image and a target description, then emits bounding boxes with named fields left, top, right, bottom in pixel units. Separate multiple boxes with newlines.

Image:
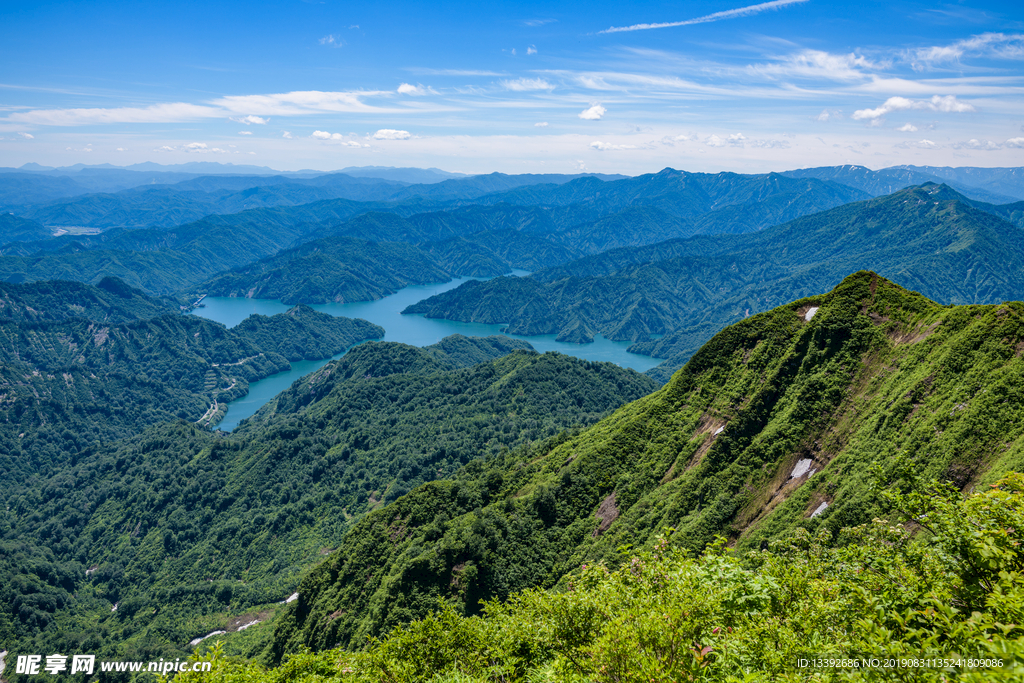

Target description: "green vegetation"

left=1, top=167, right=871, bottom=299
left=0, top=341, right=654, bottom=666
left=275, top=272, right=1024, bottom=660
left=0, top=276, right=174, bottom=322
left=170, top=474, right=1024, bottom=682
left=0, top=283, right=383, bottom=484
left=405, top=184, right=1024, bottom=379
left=0, top=213, right=51, bottom=243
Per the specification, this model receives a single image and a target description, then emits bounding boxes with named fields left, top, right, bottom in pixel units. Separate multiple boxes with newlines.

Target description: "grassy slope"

left=272, top=271, right=1024, bottom=659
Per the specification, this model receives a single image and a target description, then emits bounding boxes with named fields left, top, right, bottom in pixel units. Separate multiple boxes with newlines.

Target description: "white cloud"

left=16, top=132, right=34, bottom=139
left=909, top=33, right=1024, bottom=69
left=896, top=123, right=918, bottom=132
left=2, top=90, right=402, bottom=127
left=230, top=115, right=269, bottom=125
left=6, top=102, right=221, bottom=126
left=1006, top=137, right=1024, bottom=148
left=500, top=77, right=554, bottom=92
left=312, top=130, right=345, bottom=140
left=706, top=135, right=726, bottom=147
left=816, top=109, right=842, bottom=122
left=751, top=50, right=876, bottom=82
left=116, top=147, right=125, bottom=151
left=601, top=0, right=809, bottom=33
left=728, top=133, right=747, bottom=146
left=534, top=122, right=549, bottom=127
left=852, top=95, right=975, bottom=121
left=153, top=142, right=226, bottom=153
left=955, top=139, right=1000, bottom=150
left=896, top=139, right=938, bottom=149
left=282, top=131, right=294, bottom=139
left=750, top=139, right=791, bottom=149
left=590, top=141, right=637, bottom=151
left=578, top=104, right=606, bottom=120
left=238, top=130, right=253, bottom=135
left=398, top=83, right=428, bottom=96
left=184, top=142, right=226, bottom=153
left=408, top=68, right=504, bottom=76
left=527, top=45, right=538, bottom=55
left=320, top=35, right=344, bottom=47
left=524, top=18, right=556, bottom=26
left=373, top=128, right=411, bottom=140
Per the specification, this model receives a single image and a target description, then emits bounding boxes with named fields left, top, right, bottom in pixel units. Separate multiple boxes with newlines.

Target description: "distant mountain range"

left=404, top=183, right=1024, bottom=380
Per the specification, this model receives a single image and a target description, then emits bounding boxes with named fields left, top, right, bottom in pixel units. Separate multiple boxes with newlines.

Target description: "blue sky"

left=1, top=0, right=1022, bottom=174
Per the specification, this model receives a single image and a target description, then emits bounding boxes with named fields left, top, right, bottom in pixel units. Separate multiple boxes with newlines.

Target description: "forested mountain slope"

left=405, top=184, right=1024, bottom=379
left=196, top=231, right=578, bottom=305
left=0, top=168, right=871, bottom=296
left=0, top=213, right=52, bottom=243
left=0, top=294, right=382, bottom=484
left=0, top=341, right=655, bottom=664
left=0, top=276, right=173, bottom=322
left=272, top=272, right=1024, bottom=658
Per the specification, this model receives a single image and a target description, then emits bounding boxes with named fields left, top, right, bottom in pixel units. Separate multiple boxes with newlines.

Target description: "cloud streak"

left=600, top=0, right=809, bottom=34
left=852, top=95, right=975, bottom=121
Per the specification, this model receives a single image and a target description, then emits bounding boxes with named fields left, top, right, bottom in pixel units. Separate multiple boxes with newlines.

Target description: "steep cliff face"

left=272, top=271, right=1024, bottom=657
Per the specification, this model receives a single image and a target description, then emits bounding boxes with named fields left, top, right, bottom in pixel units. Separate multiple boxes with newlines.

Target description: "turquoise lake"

left=191, top=273, right=661, bottom=430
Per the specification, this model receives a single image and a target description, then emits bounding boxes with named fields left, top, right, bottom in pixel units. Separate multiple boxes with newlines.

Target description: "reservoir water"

left=192, top=273, right=661, bottom=430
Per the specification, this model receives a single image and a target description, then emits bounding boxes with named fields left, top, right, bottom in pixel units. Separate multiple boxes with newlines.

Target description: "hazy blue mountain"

left=0, top=213, right=52, bottom=243
left=897, top=165, right=1024, bottom=201
left=782, top=164, right=1021, bottom=204
left=335, top=166, right=470, bottom=183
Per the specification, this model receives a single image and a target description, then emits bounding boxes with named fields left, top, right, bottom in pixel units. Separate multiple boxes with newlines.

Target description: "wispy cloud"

left=155, top=142, right=227, bottom=153
left=895, top=139, right=938, bottom=149
left=282, top=131, right=293, bottom=139
left=600, top=0, right=809, bottom=34
left=527, top=45, right=538, bottom=55
left=406, top=68, right=504, bottom=76
left=578, top=104, right=606, bottom=120
left=816, top=109, right=842, bottom=122
left=373, top=129, right=411, bottom=140
left=749, top=50, right=876, bottom=81
left=6, top=102, right=221, bottom=126
left=909, top=33, right=1024, bottom=69
left=230, top=114, right=268, bottom=125
left=238, top=130, right=253, bottom=135
left=17, top=132, right=34, bottom=139
left=852, top=95, right=975, bottom=121
left=319, top=34, right=344, bottom=48
left=590, top=141, right=636, bottom=151
left=312, top=130, right=365, bottom=146
left=500, top=77, right=553, bottom=92
left=2, top=90, right=403, bottom=127
left=896, top=123, right=918, bottom=132
left=534, top=121, right=549, bottom=127
left=524, top=18, right=556, bottom=27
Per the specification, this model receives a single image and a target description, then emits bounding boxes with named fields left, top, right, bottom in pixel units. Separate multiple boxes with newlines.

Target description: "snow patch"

left=189, top=630, right=226, bottom=647
left=713, top=426, right=724, bottom=436
left=284, top=592, right=299, bottom=604
left=790, top=459, right=814, bottom=479
left=810, top=502, right=829, bottom=518
left=804, top=307, right=819, bottom=321
left=111, top=602, right=118, bottom=612
left=237, top=619, right=261, bottom=631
